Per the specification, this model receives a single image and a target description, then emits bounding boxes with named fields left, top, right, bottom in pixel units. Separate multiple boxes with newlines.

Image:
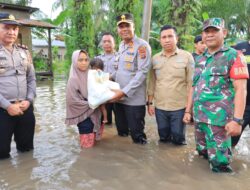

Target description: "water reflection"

left=0, top=80, right=250, bottom=190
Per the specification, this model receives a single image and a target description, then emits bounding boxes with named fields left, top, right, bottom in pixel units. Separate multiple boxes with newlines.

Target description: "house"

left=0, top=2, right=58, bottom=76
left=0, top=2, right=38, bottom=50
left=32, top=39, right=66, bottom=61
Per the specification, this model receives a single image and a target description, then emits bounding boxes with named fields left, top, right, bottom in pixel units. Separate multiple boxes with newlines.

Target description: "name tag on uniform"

left=0, top=57, right=6, bottom=60
left=124, top=55, right=134, bottom=62
left=127, top=52, right=134, bottom=56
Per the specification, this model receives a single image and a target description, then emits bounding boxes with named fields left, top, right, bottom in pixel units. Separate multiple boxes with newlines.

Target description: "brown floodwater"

left=1, top=80, right=250, bottom=190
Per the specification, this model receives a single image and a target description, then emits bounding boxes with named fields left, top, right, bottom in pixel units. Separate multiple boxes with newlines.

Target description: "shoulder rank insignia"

left=16, top=43, right=28, bottom=50
left=138, top=46, right=147, bottom=59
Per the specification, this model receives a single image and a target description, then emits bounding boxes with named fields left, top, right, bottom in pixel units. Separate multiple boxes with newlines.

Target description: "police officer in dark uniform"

left=110, top=13, right=151, bottom=144
left=192, top=35, right=206, bottom=62
left=0, top=13, right=36, bottom=159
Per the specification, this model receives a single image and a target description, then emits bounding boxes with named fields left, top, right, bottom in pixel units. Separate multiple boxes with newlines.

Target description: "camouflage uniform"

left=193, top=46, right=248, bottom=169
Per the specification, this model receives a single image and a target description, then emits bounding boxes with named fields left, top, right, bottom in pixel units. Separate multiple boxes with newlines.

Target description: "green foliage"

left=33, top=55, right=48, bottom=72
left=72, top=0, right=95, bottom=56
left=30, top=0, right=250, bottom=76
left=201, top=0, right=250, bottom=39
left=109, top=0, right=143, bottom=43
left=151, top=0, right=202, bottom=51
left=202, top=12, right=209, bottom=20
left=52, top=59, right=69, bottom=76
left=52, top=46, right=59, bottom=60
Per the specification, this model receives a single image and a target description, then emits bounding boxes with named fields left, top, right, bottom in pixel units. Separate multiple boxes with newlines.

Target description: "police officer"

left=96, top=32, right=117, bottom=124
left=0, top=13, right=36, bottom=159
left=192, top=35, right=206, bottom=62
left=110, top=13, right=151, bottom=144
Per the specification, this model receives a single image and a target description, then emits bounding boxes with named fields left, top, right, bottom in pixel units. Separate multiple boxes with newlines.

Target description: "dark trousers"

left=155, top=108, right=186, bottom=144
left=114, top=103, right=146, bottom=142
left=232, top=104, right=250, bottom=146
left=106, top=103, right=114, bottom=124
left=77, top=117, right=94, bottom=134
left=0, top=105, right=35, bottom=159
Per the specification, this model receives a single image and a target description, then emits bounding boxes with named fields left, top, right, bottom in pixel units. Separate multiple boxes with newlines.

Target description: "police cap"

left=194, top=35, right=202, bottom=43
left=0, top=13, right=21, bottom=26
left=116, top=13, right=134, bottom=26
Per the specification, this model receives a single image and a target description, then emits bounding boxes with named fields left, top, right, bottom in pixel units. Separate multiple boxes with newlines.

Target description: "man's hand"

left=7, top=104, right=23, bottom=116
left=225, top=120, right=242, bottom=136
left=183, top=112, right=192, bottom=124
left=109, top=89, right=125, bottom=103
left=19, top=100, right=30, bottom=111
left=147, top=105, right=155, bottom=116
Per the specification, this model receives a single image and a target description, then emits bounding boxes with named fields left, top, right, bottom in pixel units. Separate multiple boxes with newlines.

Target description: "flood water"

left=1, top=80, right=250, bottom=190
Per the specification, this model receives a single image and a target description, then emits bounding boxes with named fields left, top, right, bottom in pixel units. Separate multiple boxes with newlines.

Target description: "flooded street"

left=1, top=80, right=250, bottom=190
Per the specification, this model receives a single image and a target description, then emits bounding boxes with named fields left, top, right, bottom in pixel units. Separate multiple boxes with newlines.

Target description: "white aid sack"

left=87, top=70, right=120, bottom=109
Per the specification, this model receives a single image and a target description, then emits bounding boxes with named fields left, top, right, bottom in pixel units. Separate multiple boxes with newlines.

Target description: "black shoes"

left=134, top=137, right=147, bottom=145
left=118, top=133, right=129, bottom=137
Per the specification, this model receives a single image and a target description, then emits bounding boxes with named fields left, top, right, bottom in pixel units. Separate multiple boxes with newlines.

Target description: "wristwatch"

left=232, top=117, right=244, bottom=125
left=146, top=101, right=153, bottom=106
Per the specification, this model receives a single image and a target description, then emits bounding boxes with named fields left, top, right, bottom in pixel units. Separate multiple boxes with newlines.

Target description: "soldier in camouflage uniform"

left=183, top=18, right=249, bottom=172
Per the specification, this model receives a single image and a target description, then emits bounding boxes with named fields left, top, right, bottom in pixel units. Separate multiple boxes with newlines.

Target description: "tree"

left=66, top=0, right=95, bottom=58
left=201, top=0, right=250, bottom=40
left=151, top=0, right=201, bottom=51
left=109, top=0, right=143, bottom=42
left=14, top=0, right=32, bottom=5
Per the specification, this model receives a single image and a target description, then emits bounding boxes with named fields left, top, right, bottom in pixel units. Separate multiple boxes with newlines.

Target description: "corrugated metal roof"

left=32, top=39, right=65, bottom=48
left=18, top=19, right=57, bottom=29
left=0, top=3, right=38, bottom=13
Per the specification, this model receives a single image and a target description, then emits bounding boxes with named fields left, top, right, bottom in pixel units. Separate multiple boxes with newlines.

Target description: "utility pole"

left=141, top=0, right=152, bottom=42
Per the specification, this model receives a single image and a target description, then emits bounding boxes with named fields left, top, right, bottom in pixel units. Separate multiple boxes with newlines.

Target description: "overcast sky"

left=31, top=0, right=61, bottom=19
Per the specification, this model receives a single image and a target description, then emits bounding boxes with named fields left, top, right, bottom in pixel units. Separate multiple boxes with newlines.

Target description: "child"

left=90, top=58, right=109, bottom=125
left=65, top=50, right=102, bottom=148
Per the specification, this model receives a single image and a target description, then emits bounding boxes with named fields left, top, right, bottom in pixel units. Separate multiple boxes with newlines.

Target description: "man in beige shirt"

left=147, top=25, right=194, bottom=145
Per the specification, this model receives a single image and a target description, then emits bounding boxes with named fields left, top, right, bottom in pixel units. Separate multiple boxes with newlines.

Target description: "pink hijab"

left=65, top=50, right=101, bottom=131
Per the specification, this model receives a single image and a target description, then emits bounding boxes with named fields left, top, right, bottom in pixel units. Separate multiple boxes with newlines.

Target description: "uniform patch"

left=124, top=55, right=133, bottom=62
left=229, top=51, right=249, bottom=79
left=138, top=46, right=147, bottom=59
left=125, top=63, right=132, bottom=70
left=17, top=43, right=28, bottom=50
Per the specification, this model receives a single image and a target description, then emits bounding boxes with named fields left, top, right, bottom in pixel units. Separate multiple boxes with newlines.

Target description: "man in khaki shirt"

left=147, top=25, right=194, bottom=145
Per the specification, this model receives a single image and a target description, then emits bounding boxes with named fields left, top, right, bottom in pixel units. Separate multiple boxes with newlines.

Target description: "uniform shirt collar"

left=203, top=45, right=229, bottom=57
left=103, top=52, right=115, bottom=56
left=160, top=47, right=179, bottom=57
left=121, top=35, right=136, bottom=48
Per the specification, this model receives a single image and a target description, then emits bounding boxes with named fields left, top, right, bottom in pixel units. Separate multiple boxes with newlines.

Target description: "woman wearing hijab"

left=65, top=50, right=101, bottom=148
